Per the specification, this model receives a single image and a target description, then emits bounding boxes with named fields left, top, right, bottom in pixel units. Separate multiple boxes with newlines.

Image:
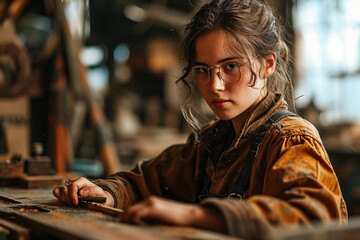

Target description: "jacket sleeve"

left=93, top=133, right=199, bottom=209
left=200, top=124, right=348, bottom=239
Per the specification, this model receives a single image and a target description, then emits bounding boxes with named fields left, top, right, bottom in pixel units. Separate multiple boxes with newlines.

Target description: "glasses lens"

left=220, top=62, right=241, bottom=83
left=193, top=66, right=210, bottom=86
left=192, top=63, right=241, bottom=86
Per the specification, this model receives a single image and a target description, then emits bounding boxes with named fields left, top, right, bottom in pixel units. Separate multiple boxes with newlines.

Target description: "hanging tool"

left=51, top=0, right=121, bottom=175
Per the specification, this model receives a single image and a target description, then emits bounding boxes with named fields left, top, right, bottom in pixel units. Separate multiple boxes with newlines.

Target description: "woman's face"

left=194, top=29, right=271, bottom=126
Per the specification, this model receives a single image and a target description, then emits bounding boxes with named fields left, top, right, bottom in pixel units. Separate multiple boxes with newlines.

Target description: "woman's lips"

left=212, top=99, right=229, bottom=108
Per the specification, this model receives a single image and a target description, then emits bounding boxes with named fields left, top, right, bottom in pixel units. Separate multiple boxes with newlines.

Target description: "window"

left=293, top=0, right=360, bottom=125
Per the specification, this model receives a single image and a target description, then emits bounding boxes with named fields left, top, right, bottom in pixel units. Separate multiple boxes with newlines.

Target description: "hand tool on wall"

left=0, top=0, right=31, bottom=98
left=50, top=0, right=121, bottom=175
left=50, top=50, right=73, bottom=173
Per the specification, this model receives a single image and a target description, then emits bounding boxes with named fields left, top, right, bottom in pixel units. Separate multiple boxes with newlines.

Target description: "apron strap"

left=198, top=109, right=297, bottom=202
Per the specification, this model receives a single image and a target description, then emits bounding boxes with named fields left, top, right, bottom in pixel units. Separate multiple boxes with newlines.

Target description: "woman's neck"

left=231, top=93, right=266, bottom=133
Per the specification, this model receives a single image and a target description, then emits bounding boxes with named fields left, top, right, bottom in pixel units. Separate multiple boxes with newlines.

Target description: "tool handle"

left=78, top=196, right=107, bottom=203
left=79, top=201, right=124, bottom=218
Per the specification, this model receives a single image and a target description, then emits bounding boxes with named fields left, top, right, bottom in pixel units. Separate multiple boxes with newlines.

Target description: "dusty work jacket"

left=94, top=92, right=348, bottom=239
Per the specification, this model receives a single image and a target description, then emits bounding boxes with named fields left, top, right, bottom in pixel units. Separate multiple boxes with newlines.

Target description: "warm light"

left=124, top=5, right=146, bottom=22
left=80, top=46, right=105, bottom=67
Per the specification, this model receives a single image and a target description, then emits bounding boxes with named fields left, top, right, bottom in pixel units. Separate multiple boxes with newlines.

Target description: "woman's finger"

left=122, top=197, right=165, bottom=224
left=53, top=177, right=107, bottom=206
left=62, top=185, right=72, bottom=205
left=53, top=178, right=84, bottom=206
left=122, top=203, right=149, bottom=225
left=52, top=186, right=61, bottom=200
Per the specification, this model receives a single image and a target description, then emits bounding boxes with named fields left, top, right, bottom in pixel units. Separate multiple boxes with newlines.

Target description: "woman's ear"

left=263, top=53, right=276, bottom=79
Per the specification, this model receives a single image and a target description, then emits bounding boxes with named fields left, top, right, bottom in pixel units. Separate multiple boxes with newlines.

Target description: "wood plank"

left=0, top=225, right=9, bottom=240
left=0, top=187, right=237, bottom=240
left=0, top=218, right=29, bottom=240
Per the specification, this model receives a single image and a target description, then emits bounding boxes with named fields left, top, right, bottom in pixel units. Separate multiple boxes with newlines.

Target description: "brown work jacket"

left=94, top=92, right=348, bottom=239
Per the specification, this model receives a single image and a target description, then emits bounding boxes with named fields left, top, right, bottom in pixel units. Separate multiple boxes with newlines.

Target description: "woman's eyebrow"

left=193, top=61, right=208, bottom=66
left=217, top=57, right=239, bottom=63
left=194, top=57, right=240, bottom=66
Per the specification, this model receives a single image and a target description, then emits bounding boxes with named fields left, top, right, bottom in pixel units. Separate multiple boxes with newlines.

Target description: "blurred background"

left=1, top=0, right=360, bottom=216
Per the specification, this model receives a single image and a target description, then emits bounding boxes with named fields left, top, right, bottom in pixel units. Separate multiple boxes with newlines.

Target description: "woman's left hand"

left=120, top=196, right=227, bottom=234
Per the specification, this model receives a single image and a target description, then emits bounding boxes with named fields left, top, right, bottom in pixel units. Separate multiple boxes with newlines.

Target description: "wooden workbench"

left=2, top=187, right=360, bottom=240
left=0, top=187, right=237, bottom=240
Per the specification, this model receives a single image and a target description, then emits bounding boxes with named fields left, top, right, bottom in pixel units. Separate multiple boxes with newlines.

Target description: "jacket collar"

left=204, top=92, right=288, bottom=149
left=242, top=92, right=287, bottom=137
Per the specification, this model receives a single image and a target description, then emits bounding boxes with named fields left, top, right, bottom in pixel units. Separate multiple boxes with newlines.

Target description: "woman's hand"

left=121, top=196, right=227, bottom=234
left=53, top=177, right=114, bottom=207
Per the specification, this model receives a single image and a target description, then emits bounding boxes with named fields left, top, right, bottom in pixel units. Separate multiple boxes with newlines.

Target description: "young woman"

left=53, top=0, right=347, bottom=238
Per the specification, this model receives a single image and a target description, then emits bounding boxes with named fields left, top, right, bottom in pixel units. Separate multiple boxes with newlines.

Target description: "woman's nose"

left=209, top=70, right=225, bottom=90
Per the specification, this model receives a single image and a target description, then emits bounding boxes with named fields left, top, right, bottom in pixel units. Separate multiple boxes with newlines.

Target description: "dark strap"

left=229, top=108, right=297, bottom=199
left=267, top=108, right=297, bottom=125
left=198, top=109, right=297, bottom=202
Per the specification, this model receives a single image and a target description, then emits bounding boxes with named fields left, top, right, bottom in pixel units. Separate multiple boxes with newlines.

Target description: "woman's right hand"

left=53, top=177, right=114, bottom=207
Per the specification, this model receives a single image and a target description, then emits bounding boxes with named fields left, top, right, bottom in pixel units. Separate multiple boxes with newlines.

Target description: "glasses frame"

left=192, top=62, right=243, bottom=87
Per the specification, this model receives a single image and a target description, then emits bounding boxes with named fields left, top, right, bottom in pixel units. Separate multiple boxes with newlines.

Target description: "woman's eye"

left=224, top=62, right=239, bottom=71
left=195, top=67, right=209, bottom=73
